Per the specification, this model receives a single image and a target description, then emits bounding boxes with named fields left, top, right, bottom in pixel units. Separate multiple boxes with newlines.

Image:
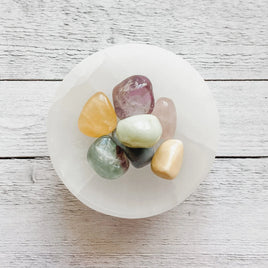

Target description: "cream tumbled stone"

left=116, top=114, right=162, bottom=148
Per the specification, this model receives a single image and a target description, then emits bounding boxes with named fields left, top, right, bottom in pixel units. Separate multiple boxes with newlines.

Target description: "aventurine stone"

left=152, top=97, right=177, bottom=139
left=112, top=131, right=154, bottom=168
left=87, top=136, right=129, bottom=179
left=112, top=75, right=155, bottom=119
left=78, top=92, right=117, bottom=137
left=116, top=114, right=162, bottom=148
left=151, top=139, right=183, bottom=180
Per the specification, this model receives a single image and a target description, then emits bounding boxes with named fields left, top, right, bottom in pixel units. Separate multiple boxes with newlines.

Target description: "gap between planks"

left=0, top=156, right=267, bottom=160
left=0, top=79, right=268, bottom=82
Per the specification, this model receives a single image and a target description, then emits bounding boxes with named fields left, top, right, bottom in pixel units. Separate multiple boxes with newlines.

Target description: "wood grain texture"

left=1, top=0, right=268, bottom=79
left=1, top=1, right=268, bottom=267
left=0, top=81, right=267, bottom=157
left=0, top=158, right=267, bottom=267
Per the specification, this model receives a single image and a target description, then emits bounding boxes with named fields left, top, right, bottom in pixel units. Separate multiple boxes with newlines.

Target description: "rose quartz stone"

left=152, top=97, right=177, bottom=139
left=112, top=75, right=154, bottom=119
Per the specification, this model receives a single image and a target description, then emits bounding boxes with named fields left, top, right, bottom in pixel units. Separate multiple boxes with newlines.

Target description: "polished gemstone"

left=78, top=92, right=117, bottom=137
left=152, top=97, right=177, bottom=139
left=151, top=139, right=183, bottom=180
left=112, top=131, right=154, bottom=168
left=112, top=131, right=127, bottom=150
left=126, top=147, right=155, bottom=168
left=116, top=114, right=162, bottom=148
left=87, top=136, right=129, bottom=179
left=112, top=75, right=155, bottom=119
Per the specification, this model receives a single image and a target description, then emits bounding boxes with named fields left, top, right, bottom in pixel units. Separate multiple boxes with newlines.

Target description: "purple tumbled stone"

left=112, top=75, right=155, bottom=119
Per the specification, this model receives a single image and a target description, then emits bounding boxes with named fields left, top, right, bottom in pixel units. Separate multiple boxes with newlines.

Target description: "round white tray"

left=47, top=44, right=219, bottom=219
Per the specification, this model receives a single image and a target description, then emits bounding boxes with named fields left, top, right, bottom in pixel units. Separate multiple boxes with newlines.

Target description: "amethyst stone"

left=112, top=75, right=155, bottom=119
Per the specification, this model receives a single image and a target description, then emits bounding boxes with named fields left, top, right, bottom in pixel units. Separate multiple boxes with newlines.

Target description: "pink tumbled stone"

left=152, top=97, right=177, bottom=139
left=112, top=75, right=155, bottom=119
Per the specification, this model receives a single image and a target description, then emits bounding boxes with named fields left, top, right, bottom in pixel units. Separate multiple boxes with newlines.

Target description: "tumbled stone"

left=116, top=114, right=162, bottom=148
left=112, top=75, right=155, bottom=119
left=87, top=136, right=129, bottom=179
left=112, top=131, right=154, bottom=168
left=152, top=97, right=177, bottom=139
left=111, top=131, right=128, bottom=151
left=78, top=92, right=117, bottom=137
left=126, top=147, right=155, bottom=168
left=151, top=139, right=183, bottom=180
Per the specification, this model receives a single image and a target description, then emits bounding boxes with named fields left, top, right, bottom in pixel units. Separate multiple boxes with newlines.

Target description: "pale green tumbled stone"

left=87, top=136, right=129, bottom=179
left=116, top=114, right=162, bottom=148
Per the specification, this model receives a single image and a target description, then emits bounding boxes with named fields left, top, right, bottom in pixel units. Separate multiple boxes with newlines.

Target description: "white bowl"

left=47, top=44, right=219, bottom=219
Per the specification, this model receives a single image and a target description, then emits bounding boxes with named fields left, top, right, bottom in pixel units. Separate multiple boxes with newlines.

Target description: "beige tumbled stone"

left=151, top=139, right=183, bottom=180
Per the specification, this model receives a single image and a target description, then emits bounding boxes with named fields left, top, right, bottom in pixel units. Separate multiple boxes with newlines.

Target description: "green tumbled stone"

left=87, top=136, right=129, bottom=179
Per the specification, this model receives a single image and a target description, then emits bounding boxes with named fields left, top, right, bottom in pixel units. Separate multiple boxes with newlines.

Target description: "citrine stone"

left=151, top=139, right=183, bottom=180
left=87, top=136, right=129, bottom=179
left=152, top=97, right=177, bottom=139
left=78, top=92, right=117, bottom=137
left=112, top=131, right=154, bottom=168
left=116, top=114, right=162, bottom=148
left=112, top=75, right=155, bottom=119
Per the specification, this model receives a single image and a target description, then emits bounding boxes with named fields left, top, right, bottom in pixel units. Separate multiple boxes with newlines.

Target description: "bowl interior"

left=47, top=44, right=219, bottom=218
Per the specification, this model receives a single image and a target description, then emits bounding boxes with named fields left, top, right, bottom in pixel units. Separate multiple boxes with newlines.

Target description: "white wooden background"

left=0, top=0, right=268, bottom=267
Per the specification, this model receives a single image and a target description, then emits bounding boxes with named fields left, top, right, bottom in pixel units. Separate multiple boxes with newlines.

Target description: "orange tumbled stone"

left=78, top=92, right=117, bottom=137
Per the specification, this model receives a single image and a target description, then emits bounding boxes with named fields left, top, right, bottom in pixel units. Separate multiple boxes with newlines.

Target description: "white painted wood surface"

left=1, top=0, right=268, bottom=79
left=0, top=158, right=267, bottom=267
left=0, top=0, right=268, bottom=267
left=0, top=81, right=267, bottom=157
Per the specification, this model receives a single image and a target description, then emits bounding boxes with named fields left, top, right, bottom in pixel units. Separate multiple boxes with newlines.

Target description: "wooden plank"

left=1, top=0, right=268, bottom=79
left=0, top=158, right=267, bottom=267
left=0, top=81, right=267, bottom=157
